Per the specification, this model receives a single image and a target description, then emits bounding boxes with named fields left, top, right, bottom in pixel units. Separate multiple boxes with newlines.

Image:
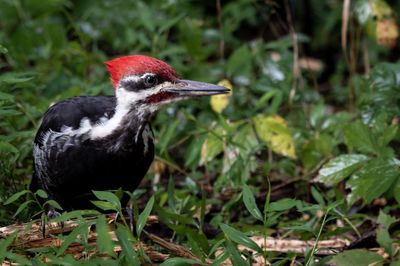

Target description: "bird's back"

left=31, top=96, right=154, bottom=209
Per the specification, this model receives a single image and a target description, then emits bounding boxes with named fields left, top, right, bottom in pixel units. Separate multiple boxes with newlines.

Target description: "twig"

left=284, top=0, right=301, bottom=107
left=216, top=0, right=225, bottom=61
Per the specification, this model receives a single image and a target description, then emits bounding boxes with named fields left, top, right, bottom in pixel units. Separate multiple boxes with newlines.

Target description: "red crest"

left=105, top=55, right=178, bottom=88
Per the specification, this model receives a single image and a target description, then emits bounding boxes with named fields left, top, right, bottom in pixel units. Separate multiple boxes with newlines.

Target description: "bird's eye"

left=144, top=75, right=158, bottom=87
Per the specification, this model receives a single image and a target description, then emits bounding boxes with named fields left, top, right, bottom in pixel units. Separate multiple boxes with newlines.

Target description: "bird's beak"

left=167, top=79, right=230, bottom=97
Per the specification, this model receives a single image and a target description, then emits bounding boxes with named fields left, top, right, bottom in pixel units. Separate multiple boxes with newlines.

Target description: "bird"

left=30, top=55, right=229, bottom=213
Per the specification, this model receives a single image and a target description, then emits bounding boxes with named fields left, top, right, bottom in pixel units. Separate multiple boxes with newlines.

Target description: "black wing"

left=34, top=96, right=117, bottom=146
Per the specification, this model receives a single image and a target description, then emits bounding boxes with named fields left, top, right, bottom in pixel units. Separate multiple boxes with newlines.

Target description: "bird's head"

left=105, top=55, right=229, bottom=113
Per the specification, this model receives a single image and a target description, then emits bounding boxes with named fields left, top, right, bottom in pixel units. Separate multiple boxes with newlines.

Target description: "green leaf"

left=226, top=240, right=249, bottom=266
left=200, top=126, right=224, bottom=165
left=44, top=200, right=63, bottom=211
left=0, top=142, right=19, bottom=156
left=96, top=215, right=116, bottom=257
left=376, top=211, right=395, bottom=256
left=159, top=119, right=179, bottom=154
left=268, top=198, right=298, bottom=212
left=347, top=158, right=400, bottom=204
left=167, top=176, right=176, bottom=212
left=159, top=257, right=204, bottom=266
left=35, top=189, right=48, bottom=199
left=311, top=186, right=325, bottom=207
left=220, top=224, right=262, bottom=253
left=377, top=210, right=396, bottom=228
left=242, top=185, right=263, bottom=221
left=0, top=109, right=22, bottom=116
left=0, top=72, right=34, bottom=84
left=92, top=190, right=121, bottom=211
left=394, top=177, right=400, bottom=204
left=253, top=115, right=296, bottom=159
left=57, top=221, right=94, bottom=256
left=4, top=190, right=30, bottom=205
left=0, top=92, right=14, bottom=101
left=377, top=228, right=393, bottom=256
left=343, top=122, right=377, bottom=155
left=227, top=45, right=252, bottom=77
left=136, top=196, right=154, bottom=237
left=115, top=227, right=140, bottom=265
left=51, top=210, right=100, bottom=223
left=14, top=200, right=34, bottom=217
left=0, top=234, right=16, bottom=259
left=317, top=154, right=369, bottom=185
left=158, top=13, right=186, bottom=34
left=329, top=249, right=384, bottom=266
left=91, top=200, right=117, bottom=212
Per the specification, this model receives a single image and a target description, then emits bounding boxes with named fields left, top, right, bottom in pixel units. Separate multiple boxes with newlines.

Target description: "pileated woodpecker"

left=30, top=55, right=229, bottom=211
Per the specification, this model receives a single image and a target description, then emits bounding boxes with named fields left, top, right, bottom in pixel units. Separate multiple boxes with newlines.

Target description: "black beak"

left=167, top=79, right=230, bottom=97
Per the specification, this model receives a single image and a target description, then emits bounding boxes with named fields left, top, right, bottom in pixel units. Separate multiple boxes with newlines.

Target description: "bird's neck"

left=90, top=100, right=151, bottom=145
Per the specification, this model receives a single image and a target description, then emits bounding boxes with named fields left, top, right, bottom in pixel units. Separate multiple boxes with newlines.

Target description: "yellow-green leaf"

left=355, top=0, right=398, bottom=48
left=200, top=126, right=224, bottom=165
left=210, top=79, right=233, bottom=113
left=253, top=115, right=296, bottom=159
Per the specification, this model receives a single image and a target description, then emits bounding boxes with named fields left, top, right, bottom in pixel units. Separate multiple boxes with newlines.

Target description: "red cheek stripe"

left=146, top=91, right=178, bottom=104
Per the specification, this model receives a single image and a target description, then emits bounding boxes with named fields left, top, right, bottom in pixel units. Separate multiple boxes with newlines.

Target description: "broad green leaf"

left=200, top=126, right=224, bottom=165
left=343, top=121, right=376, bottom=155
left=4, top=190, right=30, bottom=205
left=115, top=227, right=140, bottom=265
left=96, top=215, right=116, bottom=257
left=376, top=211, right=395, bottom=256
left=156, top=205, right=195, bottom=225
left=253, top=115, right=296, bottom=159
left=186, top=229, right=209, bottom=257
left=35, top=189, right=48, bottom=199
left=91, top=200, right=117, bottom=212
left=210, top=79, right=233, bottom=113
left=44, top=200, right=63, bottom=211
left=242, top=185, right=263, bottom=221
left=377, top=210, right=396, bottom=228
left=159, top=257, right=204, bottom=266
left=317, top=154, right=369, bottom=185
left=379, top=125, right=398, bottom=147
left=268, top=198, right=298, bottom=212
left=136, top=196, right=154, bottom=237
left=347, top=158, right=400, bottom=204
left=377, top=228, right=393, bottom=256
left=329, top=249, right=384, bottom=266
left=92, top=190, right=121, bottom=211
left=220, top=224, right=262, bottom=253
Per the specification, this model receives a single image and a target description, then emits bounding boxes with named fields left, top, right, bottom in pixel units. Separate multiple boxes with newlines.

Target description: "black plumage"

left=30, top=96, right=154, bottom=210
